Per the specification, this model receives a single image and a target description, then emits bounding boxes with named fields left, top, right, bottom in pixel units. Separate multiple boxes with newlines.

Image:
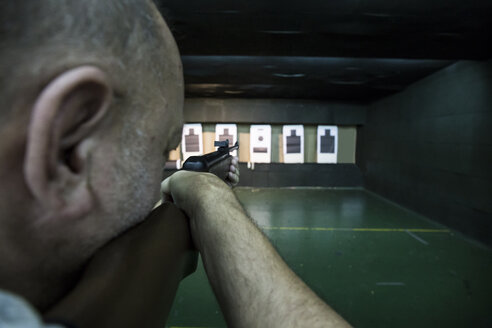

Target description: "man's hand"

left=226, top=156, right=240, bottom=186
left=208, top=155, right=240, bottom=187
left=161, top=171, right=241, bottom=251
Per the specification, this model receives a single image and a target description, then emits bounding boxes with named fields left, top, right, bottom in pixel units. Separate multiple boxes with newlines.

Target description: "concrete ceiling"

left=155, top=0, right=492, bottom=103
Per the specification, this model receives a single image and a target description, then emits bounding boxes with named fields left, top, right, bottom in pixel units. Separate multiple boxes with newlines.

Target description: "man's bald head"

left=1, top=0, right=182, bottom=123
left=0, top=0, right=184, bottom=310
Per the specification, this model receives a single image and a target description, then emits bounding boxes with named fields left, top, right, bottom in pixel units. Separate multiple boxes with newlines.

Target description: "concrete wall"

left=184, top=98, right=366, bottom=125
left=357, top=61, right=492, bottom=245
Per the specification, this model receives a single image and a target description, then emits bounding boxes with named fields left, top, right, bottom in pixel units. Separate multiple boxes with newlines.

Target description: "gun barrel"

left=203, top=151, right=231, bottom=169
left=180, top=141, right=239, bottom=173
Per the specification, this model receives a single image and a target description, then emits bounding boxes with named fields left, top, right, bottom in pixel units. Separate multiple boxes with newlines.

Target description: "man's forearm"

left=162, top=172, right=350, bottom=328
left=194, top=187, right=350, bottom=327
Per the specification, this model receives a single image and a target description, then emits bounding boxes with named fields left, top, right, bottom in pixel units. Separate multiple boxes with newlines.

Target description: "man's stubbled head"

left=0, top=0, right=183, bottom=310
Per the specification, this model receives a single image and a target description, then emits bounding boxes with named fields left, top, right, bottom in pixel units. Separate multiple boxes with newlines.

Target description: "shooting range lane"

left=165, top=188, right=492, bottom=328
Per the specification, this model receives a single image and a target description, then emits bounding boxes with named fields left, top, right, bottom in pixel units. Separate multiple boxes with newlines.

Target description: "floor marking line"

left=406, top=230, right=430, bottom=245
left=376, top=282, right=406, bottom=286
left=261, top=226, right=450, bottom=233
left=275, top=226, right=310, bottom=231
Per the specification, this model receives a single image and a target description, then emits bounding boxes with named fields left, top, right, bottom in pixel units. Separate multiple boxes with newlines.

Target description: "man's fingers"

left=227, top=157, right=240, bottom=186
left=230, top=156, right=240, bottom=176
left=231, top=164, right=240, bottom=177
left=228, top=172, right=239, bottom=185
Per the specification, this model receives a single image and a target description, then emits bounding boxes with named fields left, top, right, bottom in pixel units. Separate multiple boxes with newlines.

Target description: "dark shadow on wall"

left=163, top=163, right=364, bottom=188
left=235, top=163, right=363, bottom=188
left=357, top=60, right=492, bottom=246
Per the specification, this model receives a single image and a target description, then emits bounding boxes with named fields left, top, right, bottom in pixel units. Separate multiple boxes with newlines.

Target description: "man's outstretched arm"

left=162, top=171, right=351, bottom=328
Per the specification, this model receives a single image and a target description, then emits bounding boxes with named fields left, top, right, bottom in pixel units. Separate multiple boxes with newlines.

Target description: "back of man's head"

left=0, top=0, right=183, bottom=310
left=1, top=0, right=178, bottom=119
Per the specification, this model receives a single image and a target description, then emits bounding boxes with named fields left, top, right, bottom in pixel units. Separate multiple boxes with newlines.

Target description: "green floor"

left=166, top=188, right=492, bottom=328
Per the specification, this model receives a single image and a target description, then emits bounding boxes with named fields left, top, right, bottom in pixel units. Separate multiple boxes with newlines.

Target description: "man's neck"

left=0, top=232, right=82, bottom=311
left=0, top=260, right=82, bottom=311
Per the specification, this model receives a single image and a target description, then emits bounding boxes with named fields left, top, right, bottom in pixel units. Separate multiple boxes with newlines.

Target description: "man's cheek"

left=132, top=148, right=164, bottom=206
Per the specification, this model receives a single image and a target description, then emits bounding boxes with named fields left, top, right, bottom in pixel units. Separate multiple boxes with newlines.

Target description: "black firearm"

left=182, top=140, right=239, bottom=180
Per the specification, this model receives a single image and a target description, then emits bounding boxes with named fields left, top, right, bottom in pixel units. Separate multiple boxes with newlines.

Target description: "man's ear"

left=24, top=66, right=113, bottom=221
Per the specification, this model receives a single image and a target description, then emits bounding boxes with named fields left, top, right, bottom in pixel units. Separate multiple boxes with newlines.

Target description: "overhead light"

left=224, top=90, right=245, bottom=95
